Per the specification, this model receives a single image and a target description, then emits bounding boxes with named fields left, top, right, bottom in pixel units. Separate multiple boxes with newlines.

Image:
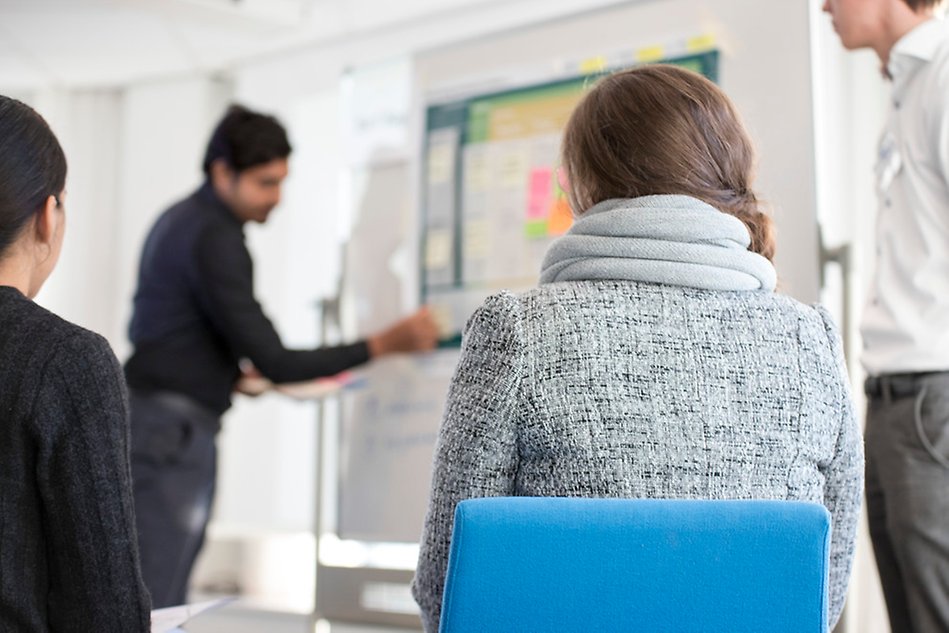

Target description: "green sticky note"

left=525, top=219, right=549, bottom=239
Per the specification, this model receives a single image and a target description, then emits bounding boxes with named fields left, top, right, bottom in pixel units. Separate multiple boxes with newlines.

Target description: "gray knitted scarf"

left=539, top=195, right=777, bottom=292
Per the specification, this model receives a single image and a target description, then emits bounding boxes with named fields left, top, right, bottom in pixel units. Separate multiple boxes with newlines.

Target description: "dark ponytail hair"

left=0, top=95, right=67, bottom=258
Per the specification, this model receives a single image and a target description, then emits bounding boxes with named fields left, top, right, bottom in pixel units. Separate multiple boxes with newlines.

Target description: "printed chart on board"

left=420, top=49, right=720, bottom=342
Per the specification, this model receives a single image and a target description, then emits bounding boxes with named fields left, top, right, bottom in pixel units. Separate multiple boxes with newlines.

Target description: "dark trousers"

left=129, top=389, right=220, bottom=609
left=865, top=372, right=949, bottom=633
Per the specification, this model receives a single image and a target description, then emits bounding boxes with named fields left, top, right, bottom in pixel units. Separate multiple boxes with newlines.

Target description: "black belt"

left=130, top=388, right=222, bottom=433
left=864, top=371, right=949, bottom=400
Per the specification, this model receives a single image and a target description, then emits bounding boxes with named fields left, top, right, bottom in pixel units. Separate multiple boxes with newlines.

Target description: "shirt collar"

left=198, top=181, right=244, bottom=228
left=888, top=18, right=948, bottom=79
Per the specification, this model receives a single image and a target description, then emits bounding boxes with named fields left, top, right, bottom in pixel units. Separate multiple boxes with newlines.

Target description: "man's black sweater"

left=125, top=184, right=369, bottom=414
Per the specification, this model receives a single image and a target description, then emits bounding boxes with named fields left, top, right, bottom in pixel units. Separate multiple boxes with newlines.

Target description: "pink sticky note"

left=527, top=168, right=553, bottom=219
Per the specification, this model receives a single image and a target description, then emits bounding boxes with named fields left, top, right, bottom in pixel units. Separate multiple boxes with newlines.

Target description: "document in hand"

left=275, top=370, right=366, bottom=400
left=150, top=597, right=235, bottom=633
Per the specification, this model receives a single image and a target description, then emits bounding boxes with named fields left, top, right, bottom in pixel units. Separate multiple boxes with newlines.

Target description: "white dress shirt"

left=861, top=18, right=949, bottom=375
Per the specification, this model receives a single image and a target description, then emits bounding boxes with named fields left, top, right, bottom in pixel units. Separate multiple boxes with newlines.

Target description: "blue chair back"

left=439, top=497, right=830, bottom=633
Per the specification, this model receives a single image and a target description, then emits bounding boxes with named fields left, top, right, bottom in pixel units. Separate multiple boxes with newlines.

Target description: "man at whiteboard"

left=823, top=1, right=949, bottom=631
left=124, top=104, right=439, bottom=608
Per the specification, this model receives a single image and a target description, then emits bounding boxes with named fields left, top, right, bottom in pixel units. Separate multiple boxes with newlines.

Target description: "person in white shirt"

left=823, top=1, right=949, bottom=631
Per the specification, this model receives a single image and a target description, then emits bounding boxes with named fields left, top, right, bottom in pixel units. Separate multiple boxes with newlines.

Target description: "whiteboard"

left=337, top=352, right=456, bottom=543
left=415, top=0, right=821, bottom=303
left=420, top=51, right=720, bottom=337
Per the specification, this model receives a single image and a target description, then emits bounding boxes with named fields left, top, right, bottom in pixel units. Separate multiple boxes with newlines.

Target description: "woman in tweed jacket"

left=412, top=64, right=863, bottom=632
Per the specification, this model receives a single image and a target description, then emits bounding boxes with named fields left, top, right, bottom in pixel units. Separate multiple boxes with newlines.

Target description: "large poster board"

left=421, top=52, right=719, bottom=340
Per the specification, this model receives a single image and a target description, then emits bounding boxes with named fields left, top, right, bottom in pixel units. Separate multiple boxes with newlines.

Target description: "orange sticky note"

left=548, top=197, right=574, bottom=236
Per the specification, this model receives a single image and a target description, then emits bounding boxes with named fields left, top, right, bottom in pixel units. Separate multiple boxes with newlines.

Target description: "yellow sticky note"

left=427, top=144, right=453, bottom=184
left=464, top=219, right=491, bottom=259
left=498, top=148, right=530, bottom=188
left=465, top=153, right=491, bottom=192
left=636, top=46, right=665, bottom=63
left=687, top=34, right=717, bottom=52
left=425, top=230, right=452, bottom=269
left=580, top=56, right=607, bottom=74
left=429, top=303, right=454, bottom=337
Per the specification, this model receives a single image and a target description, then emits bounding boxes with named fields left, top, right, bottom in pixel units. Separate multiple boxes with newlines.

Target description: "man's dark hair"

left=202, top=104, right=292, bottom=177
left=0, top=95, right=67, bottom=258
left=902, top=0, right=942, bottom=10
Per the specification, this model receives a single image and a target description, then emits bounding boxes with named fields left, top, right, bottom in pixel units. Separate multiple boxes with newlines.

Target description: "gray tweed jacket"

left=412, top=279, right=863, bottom=632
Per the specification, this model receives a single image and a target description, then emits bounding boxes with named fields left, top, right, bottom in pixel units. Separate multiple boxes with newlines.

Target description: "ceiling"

left=0, top=0, right=486, bottom=90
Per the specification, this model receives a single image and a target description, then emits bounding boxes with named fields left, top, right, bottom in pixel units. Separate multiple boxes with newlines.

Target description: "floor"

left=182, top=604, right=419, bottom=633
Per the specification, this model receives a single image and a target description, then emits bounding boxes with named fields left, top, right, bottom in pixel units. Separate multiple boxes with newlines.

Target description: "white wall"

left=112, top=76, right=233, bottom=358
left=27, top=89, right=123, bottom=338
left=14, top=78, right=229, bottom=355
left=212, top=88, right=344, bottom=533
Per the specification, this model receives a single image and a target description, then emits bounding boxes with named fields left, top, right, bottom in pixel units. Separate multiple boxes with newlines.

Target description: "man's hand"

left=234, top=364, right=272, bottom=397
left=367, top=307, right=440, bottom=358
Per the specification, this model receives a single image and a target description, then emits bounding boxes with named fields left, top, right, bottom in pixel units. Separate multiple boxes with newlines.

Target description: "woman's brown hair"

left=561, top=64, right=775, bottom=261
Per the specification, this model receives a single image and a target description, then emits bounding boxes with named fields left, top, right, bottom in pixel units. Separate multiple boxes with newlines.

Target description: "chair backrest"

left=439, top=497, right=830, bottom=633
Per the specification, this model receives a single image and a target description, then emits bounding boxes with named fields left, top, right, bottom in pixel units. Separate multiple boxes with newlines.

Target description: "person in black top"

left=0, top=95, right=151, bottom=631
left=126, top=104, right=439, bottom=608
